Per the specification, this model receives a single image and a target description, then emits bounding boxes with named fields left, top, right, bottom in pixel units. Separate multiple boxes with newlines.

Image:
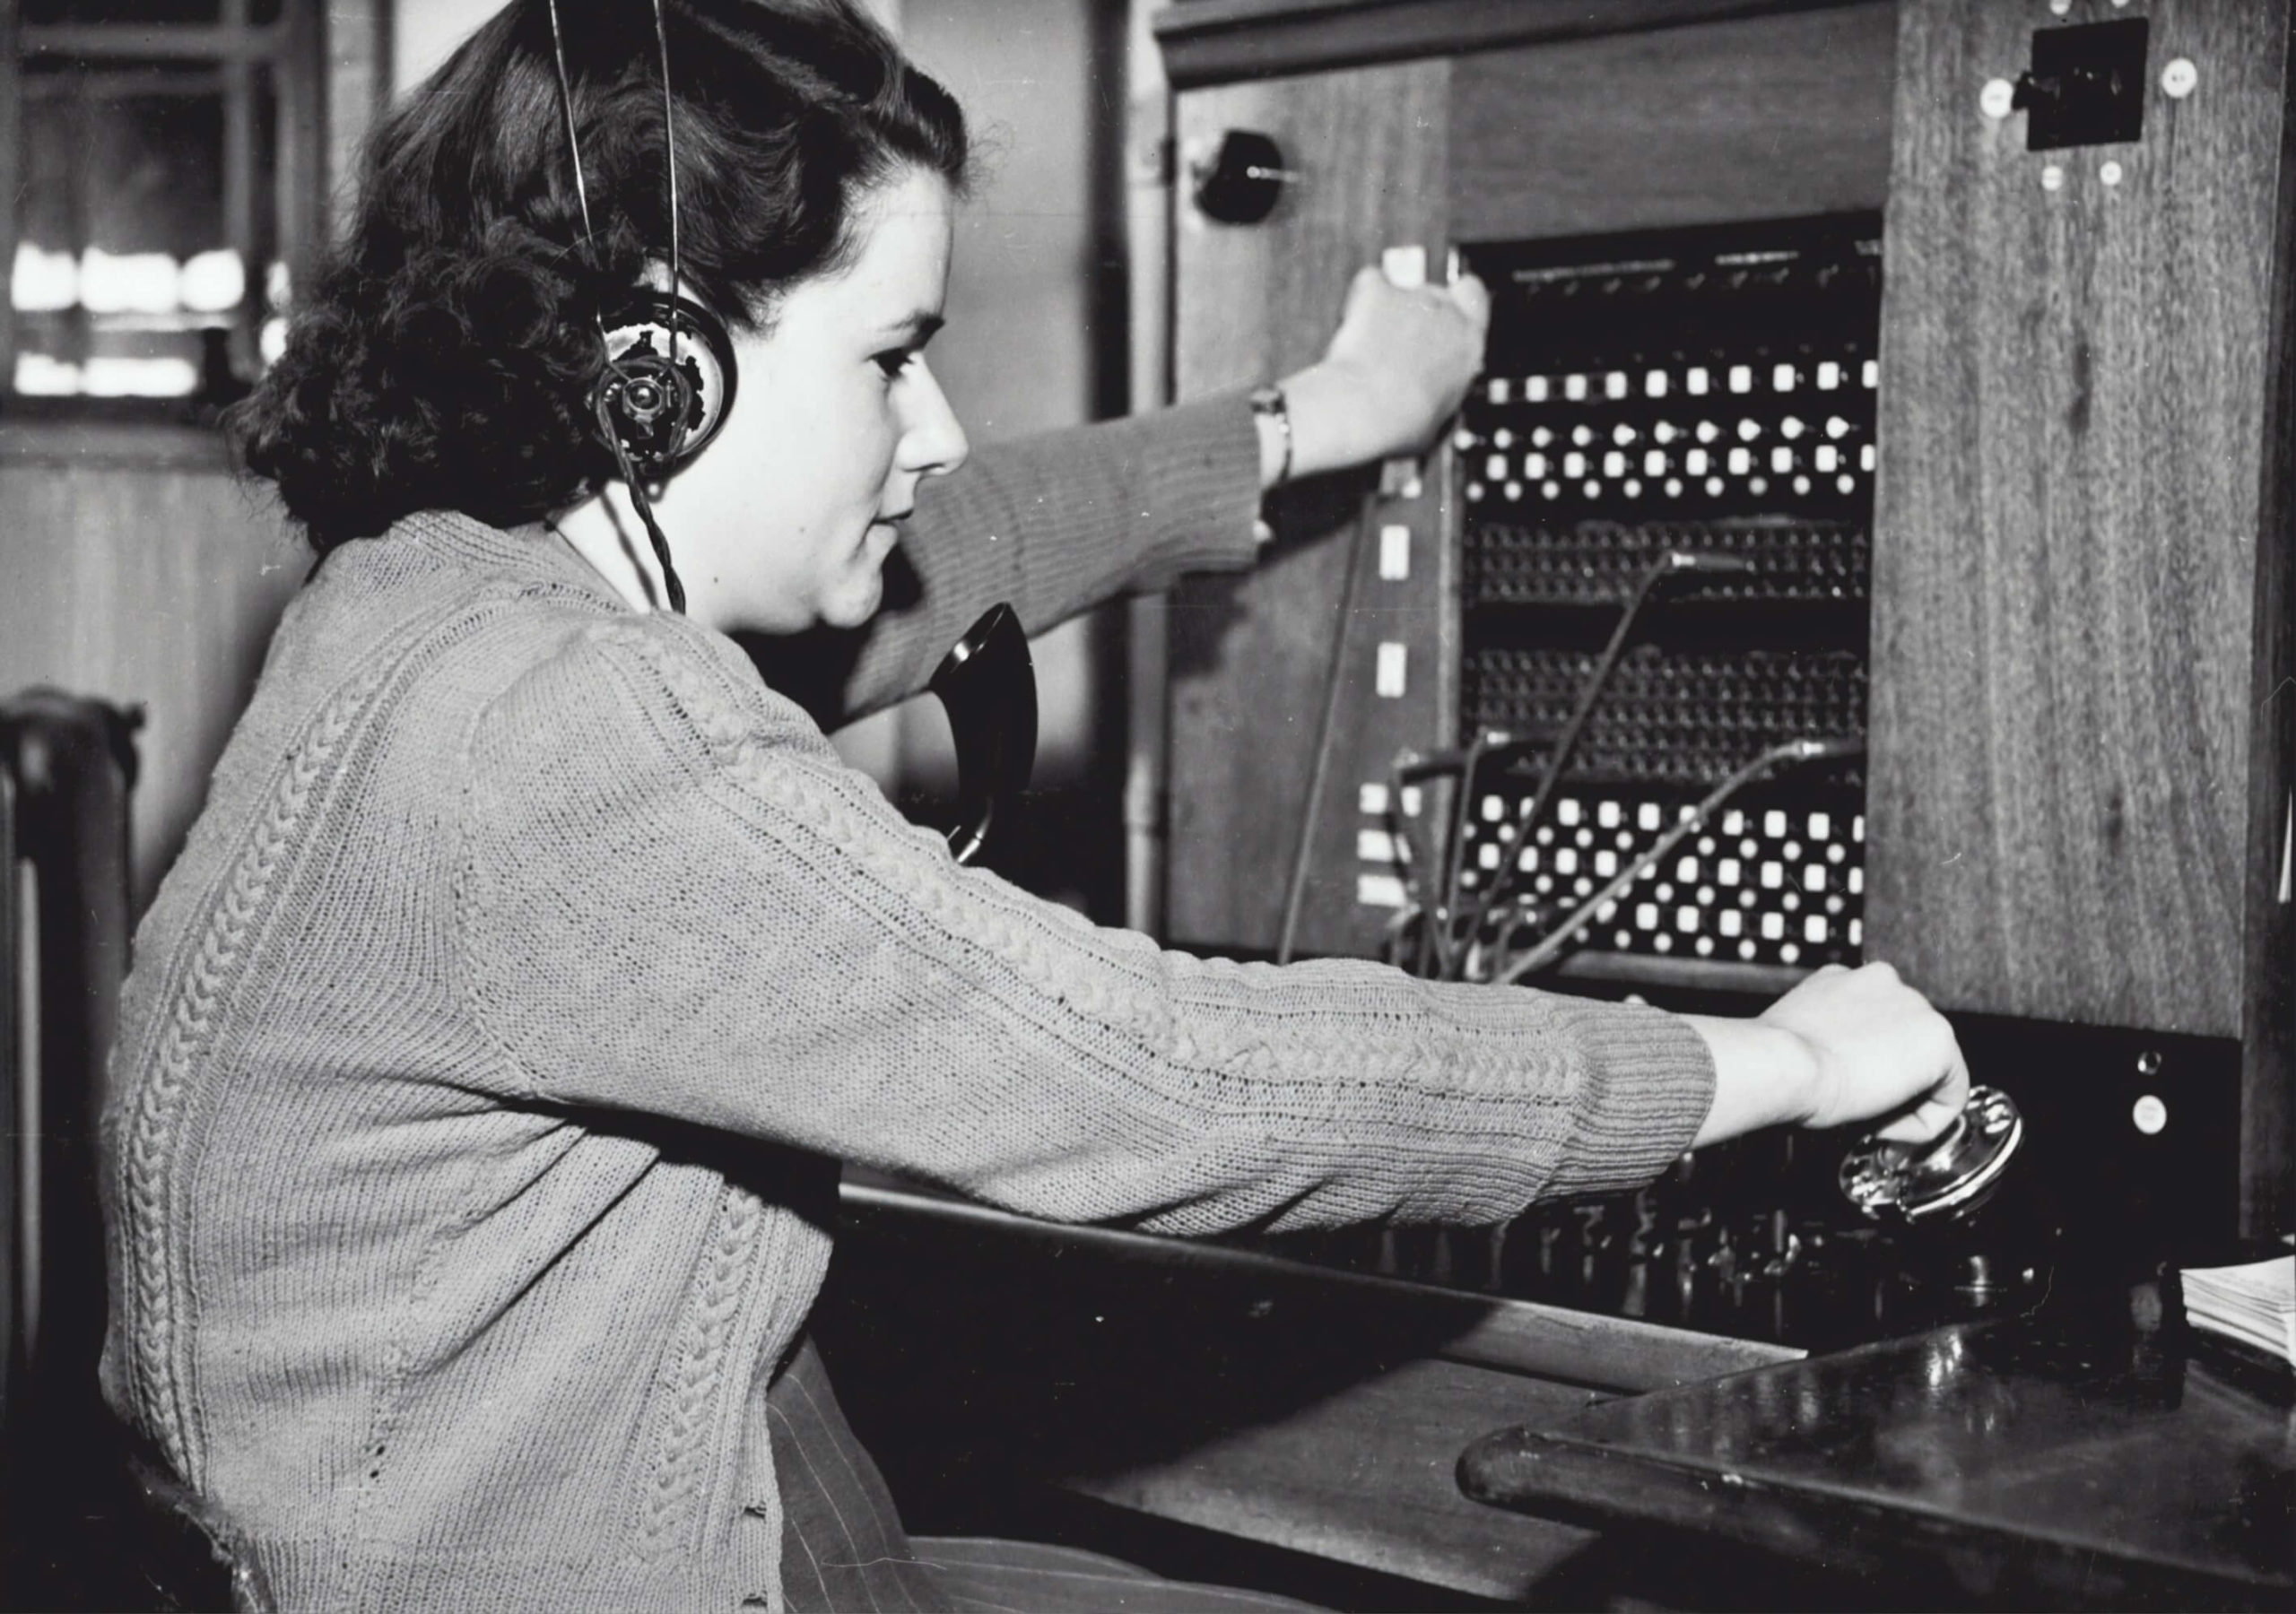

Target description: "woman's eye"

left=873, top=349, right=912, bottom=380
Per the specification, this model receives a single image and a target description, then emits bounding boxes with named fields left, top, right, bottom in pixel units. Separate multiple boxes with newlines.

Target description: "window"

left=3, top=1, right=326, bottom=415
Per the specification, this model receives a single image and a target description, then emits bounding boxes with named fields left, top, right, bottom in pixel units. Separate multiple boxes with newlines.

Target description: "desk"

left=1459, top=1280, right=2294, bottom=1610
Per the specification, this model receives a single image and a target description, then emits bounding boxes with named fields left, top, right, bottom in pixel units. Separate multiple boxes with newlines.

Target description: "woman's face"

left=662, top=165, right=968, bottom=635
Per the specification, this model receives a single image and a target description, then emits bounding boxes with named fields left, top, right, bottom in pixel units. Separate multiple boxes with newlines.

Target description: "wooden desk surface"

left=1460, top=1280, right=2295, bottom=1610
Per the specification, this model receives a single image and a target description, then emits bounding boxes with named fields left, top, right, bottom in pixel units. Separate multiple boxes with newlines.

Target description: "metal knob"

left=1192, top=129, right=1293, bottom=224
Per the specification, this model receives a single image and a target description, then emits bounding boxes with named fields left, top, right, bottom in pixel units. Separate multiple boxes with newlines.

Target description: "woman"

left=99, top=2, right=1968, bottom=1610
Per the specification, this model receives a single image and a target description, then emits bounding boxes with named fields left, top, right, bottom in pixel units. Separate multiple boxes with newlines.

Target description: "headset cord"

left=597, top=394, right=688, bottom=614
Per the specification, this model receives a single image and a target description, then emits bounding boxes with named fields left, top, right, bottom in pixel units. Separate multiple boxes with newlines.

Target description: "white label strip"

left=1356, top=872, right=1407, bottom=908
left=1374, top=641, right=1407, bottom=698
left=1378, top=524, right=1411, bottom=580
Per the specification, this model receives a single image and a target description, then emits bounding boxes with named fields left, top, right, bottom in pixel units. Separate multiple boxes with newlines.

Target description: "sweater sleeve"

left=454, top=615, right=1715, bottom=1237
left=757, top=391, right=1265, bottom=728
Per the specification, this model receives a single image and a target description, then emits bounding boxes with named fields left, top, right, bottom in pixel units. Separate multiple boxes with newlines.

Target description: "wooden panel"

left=1155, top=0, right=1870, bottom=91
left=1449, top=3, right=1897, bottom=242
left=1866, top=0, right=2292, bottom=1037
left=825, top=1184, right=1805, bottom=1603
left=0, top=430, right=305, bottom=909
left=1166, top=60, right=1451, bottom=954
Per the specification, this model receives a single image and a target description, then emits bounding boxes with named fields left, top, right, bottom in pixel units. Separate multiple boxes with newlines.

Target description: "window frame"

left=1, top=0, right=331, bottom=422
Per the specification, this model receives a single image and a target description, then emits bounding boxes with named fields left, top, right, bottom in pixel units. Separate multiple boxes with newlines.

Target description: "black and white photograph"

left=1, top=2, right=2290, bottom=1610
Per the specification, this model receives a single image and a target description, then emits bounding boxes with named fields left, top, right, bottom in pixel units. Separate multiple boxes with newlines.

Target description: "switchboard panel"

left=1390, top=217, right=1883, bottom=985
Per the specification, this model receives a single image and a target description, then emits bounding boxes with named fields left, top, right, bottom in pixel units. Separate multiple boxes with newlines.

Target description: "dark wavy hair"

left=230, top=0, right=968, bottom=551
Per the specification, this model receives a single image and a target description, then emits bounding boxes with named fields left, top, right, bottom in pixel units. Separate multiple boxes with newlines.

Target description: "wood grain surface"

left=1866, top=0, right=2292, bottom=1040
left=1448, top=3, right=1896, bottom=242
left=1165, top=60, right=1453, bottom=955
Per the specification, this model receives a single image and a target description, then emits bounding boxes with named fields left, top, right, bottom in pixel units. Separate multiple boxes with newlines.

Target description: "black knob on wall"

left=1193, top=129, right=1292, bottom=224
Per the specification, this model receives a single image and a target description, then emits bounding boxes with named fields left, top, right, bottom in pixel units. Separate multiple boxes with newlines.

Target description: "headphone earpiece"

left=590, top=291, right=738, bottom=482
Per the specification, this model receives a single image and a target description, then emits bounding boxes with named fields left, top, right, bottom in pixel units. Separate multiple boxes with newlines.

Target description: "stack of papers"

left=2183, top=1255, right=2295, bottom=1367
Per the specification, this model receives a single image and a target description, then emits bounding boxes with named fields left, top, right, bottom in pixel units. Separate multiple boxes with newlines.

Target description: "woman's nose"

left=899, top=359, right=970, bottom=478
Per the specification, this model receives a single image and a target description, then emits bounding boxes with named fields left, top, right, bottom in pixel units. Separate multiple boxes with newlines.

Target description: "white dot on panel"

left=1526, top=453, right=1547, bottom=477
left=1615, top=931, right=1633, bottom=949
left=1720, top=811, right=1744, bottom=836
left=1817, top=361, right=1841, bottom=391
left=1737, top=940, right=1757, bottom=960
left=1676, top=855, right=1700, bottom=882
left=1728, top=447, right=1752, bottom=475
left=1696, top=420, right=1721, bottom=444
left=1694, top=936, right=1715, bottom=957
left=1575, top=827, right=1595, bottom=847
left=1637, top=803, right=1663, bottom=831
left=1647, top=369, right=1669, bottom=397
left=1826, top=415, right=1849, bottom=438
left=1665, top=478, right=1683, bottom=496
left=1623, top=479, right=1642, bottom=497
left=1860, top=444, right=1877, bottom=472
left=1535, top=875, right=1553, bottom=893
left=1863, top=360, right=1879, bottom=388
left=1718, top=909, right=1743, bottom=937
left=1564, top=453, right=1587, bottom=478
left=1357, top=872, right=1407, bottom=908
left=1358, top=782, right=1389, bottom=814
left=1748, top=476, right=1769, bottom=496
left=1596, top=899, right=1618, bottom=923
left=1612, top=423, right=1638, bottom=446
left=1718, top=858, right=1741, bottom=885
left=1706, top=477, right=1725, bottom=496
left=1597, top=800, right=1622, bottom=829
left=1454, top=430, right=1478, bottom=452
left=1782, top=840, right=1803, bottom=861
left=1465, top=483, right=1484, bottom=501
left=1527, top=376, right=1550, bottom=403
left=1686, top=449, right=1709, bottom=475
left=1482, top=794, right=1505, bottom=822
left=1535, top=826, right=1553, bottom=845
left=1779, top=941, right=1801, bottom=964
left=1543, top=482, right=1561, bottom=499
left=1486, top=455, right=1509, bottom=480
left=1374, top=641, right=1407, bottom=698
left=1781, top=891, right=1801, bottom=913
left=1358, top=828, right=1399, bottom=863
left=1763, top=811, right=1787, bottom=837
left=1773, top=363, right=1796, bottom=391
left=1804, top=863, right=1828, bottom=892
left=1761, top=913, right=1787, bottom=941
left=1653, top=933, right=1674, bottom=953
left=1459, top=871, right=1478, bottom=889
left=1698, top=837, right=1716, bottom=855
left=1565, top=373, right=1588, bottom=401
left=1697, top=885, right=1716, bottom=905
left=1837, top=475, right=1857, bottom=494
left=1595, top=849, right=1618, bottom=877
left=1604, top=451, right=1626, bottom=477
left=1572, top=878, right=1592, bottom=897
left=1740, top=838, right=1759, bottom=859
left=1488, top=379, right=1511, bottom=404
left=1645, top=450, right=1667, bottom=476
left=1491, top=428, right=1514, bottom=448
left=1761, top=863, right=1784, bottom=889
left=1853, top=815, right=1866, bottom=842
left=1583, top=482, right=1602, bottom=499
left=1571, top=424, right=1595, bottom=447
left=1736, top=418, right=1761, bottom=442
left=1848, top=917, right=1863, bottom=947
left=1655, top=883, right=1674, bottom=902
left=1532, top=426, right=1553, bottom=447
left=1815, top=445, right=1839, bottom=472
left=1636, top=903, right=1659, bottom=930
left=1848, top=867, right=1865, bottom=895
left=1478, top=842, right=1501, bottom=870
left=1400, top=785, right=1422, bottom=816
left=1805, top=915, right=1829, bottom=944
left=1654, top=421, right=1678, bottom=444
left=1605, top=371, right=1629, bottom=399
left=1772, top=447, right=1794, bottom=473
left=1688, top=367, right=1710, bottom=395
left=1676, top=907, right=1700, bottom=933
left=1504, top=482, right=1524, bottom=500
left=1678, top=806, right=1699, bottom=824
left=1615, top=831, right=1634, bottom=850
left=1556, top=799, right=1580, bottom=832
left=1793, top=475, right=1811, bottom=495
left=1781, top=417, right=1805, bottom=439
left=1728, top=365, right=1752, bottom=393
left=1826, top=843, right=1846, bottom=864
left=1825, top=895, right=1844, bottom=915
left=1518, top=847, right=1538, bottom=872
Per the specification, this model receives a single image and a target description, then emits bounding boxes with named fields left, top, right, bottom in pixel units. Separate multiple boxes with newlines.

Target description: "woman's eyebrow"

left=879, top=311, right=945, bottom=345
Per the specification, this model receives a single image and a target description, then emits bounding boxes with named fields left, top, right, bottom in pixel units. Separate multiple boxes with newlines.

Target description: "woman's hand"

left=1269, top=265, right=1491, bottom=487
left=1683, top=962, right=1969, bottom=1150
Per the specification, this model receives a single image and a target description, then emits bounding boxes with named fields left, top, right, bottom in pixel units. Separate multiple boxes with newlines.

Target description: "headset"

left=544, top=0, right=735, bottom=614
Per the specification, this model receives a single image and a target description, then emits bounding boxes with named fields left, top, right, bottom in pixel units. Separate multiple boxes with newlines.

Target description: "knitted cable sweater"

left=98, top=390, right=1716, bottom=1612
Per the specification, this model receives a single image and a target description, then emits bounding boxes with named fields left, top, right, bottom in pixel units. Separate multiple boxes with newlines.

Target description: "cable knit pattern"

left=98, top=396, right=1715, bottom=1613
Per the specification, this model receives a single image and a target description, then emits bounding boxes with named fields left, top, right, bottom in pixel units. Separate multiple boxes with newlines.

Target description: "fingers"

left=1448, top=272, right=1492, bottom=326
left=1868, top=1020, right=1970, bottom=1145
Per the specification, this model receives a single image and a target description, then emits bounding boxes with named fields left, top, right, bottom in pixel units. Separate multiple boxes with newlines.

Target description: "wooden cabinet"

left=1153, top=0, right=2292, bottom=1233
